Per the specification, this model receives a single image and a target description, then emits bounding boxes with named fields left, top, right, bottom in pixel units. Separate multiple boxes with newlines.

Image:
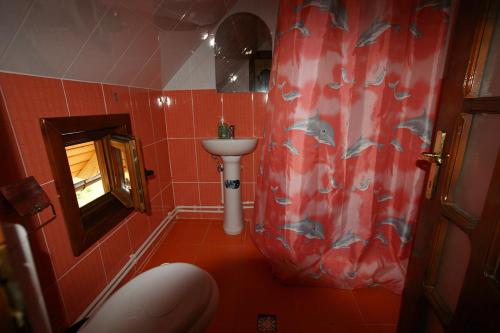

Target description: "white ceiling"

left=0, top=0, right=237, bottom=89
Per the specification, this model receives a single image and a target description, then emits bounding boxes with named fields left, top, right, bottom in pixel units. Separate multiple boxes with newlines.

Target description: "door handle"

left=421, top=152, right=444, bottom=165
left=421, top=131, right=447, bottom=199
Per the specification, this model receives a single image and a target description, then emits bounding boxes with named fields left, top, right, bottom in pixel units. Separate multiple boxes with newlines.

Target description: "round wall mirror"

left=215, top=13, right=272, bottom=93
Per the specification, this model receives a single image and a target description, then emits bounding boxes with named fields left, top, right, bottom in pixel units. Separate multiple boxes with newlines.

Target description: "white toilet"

left=79, top=263, right=219, bottom=333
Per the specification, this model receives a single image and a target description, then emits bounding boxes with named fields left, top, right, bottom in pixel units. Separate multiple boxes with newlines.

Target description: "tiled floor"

left=139, top=219, right=402, bottom=333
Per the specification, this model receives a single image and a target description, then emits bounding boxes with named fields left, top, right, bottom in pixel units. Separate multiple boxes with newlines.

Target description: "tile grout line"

left=130, top=45, right=160, bottom=86
left=0, top=69, right=161, bottom=91
left=123, top=213, right=136, bottom=266
left=61, top=6, right=111, bottom=79
left=0, top=1, right=35, bottom=62
left=54, top=279, right=70, bottom=325
left=146, top=89, right=156, bottom=140
left=0, top=86, right=29, bottom=176
left=60, top=80, right=71, bottom=116
left=146, top=89, right=164, bottom=202
left=351, top=290, right=368, bottom=326
left=189, top=89, right=202, bottom=206
left=97, top=245, right=109, bottom=283
left=193, top=226, right=209, bottom=263
left=102, top=22, right=147, bottom=83
left=62, top=6, right=111, bottom=78
left=55, top=245, right=101, bottom=283
left=100, top=84, right=108, bottom=114
left=36, top=214, right=60, bottom=292
left=137, top=214, right=180, bottom=272
left=127, top=86, right=137, bottom=142
left=162, top=93, right=176, bottom=207
left=163, top=90, right=180, bottom=207
left=98, top=220, right=126, bottom=246
left=134, top=218, right=173, bottom=273
left=166, top=140, right=177, bottom=208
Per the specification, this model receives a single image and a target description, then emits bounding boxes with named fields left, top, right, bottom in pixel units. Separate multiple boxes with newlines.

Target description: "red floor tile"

left=235, top=269, right=299, bottom=333
left=142, top=243, right=200, bottom=271
left=362, top=325, right=398, bottom=333
left=203, top=220, right=246, bottom=245
left=195, top=244, right=245, bottom=279
left=353, top=287, right=402, bottom=325
left=294, top=287, right=363, bottom=332
left=164, top=220, right=209, bottom=245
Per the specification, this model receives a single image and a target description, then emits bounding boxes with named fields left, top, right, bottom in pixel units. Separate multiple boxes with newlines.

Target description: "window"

left=40, top=114, right=151, bottom=255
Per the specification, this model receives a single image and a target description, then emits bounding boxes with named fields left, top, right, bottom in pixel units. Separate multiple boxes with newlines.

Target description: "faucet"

left=228, top=125, right=235, bottom=139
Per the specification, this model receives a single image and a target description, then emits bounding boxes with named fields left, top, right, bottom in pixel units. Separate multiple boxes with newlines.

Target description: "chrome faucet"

left=228, top=125, right=235, bottom=139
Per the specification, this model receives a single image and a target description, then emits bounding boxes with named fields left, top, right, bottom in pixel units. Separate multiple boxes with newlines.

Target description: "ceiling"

left=0, top=0, right=237, bottom=89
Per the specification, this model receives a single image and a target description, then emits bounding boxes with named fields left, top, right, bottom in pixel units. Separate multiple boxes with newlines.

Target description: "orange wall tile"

left=199, top=182, right=222, bottom=206
left=192, top=89, right=222, bottom=138
left=223, top=92, right=253, bottom=137
left=57, top=248, right=107, bottom=323
left=161, top=185, right=175, bottom=213
left=62, top=80, right=106, bottom=116
left=130, top=87, right=155, bottom=146
left=99, top=223, right=132, bottom=282
left=127, top=213, right=150, bottom=252
left=148, top=89, right=167, bottom=141
left=156, top=139, right=172, bottom=190
left=0, top=72, right=69, bottom=184
left=168, top=138, right=198, bottom=182
left=102, top=84, right=133, bottom=115
left=164, top=90, right=194, bottom=138
left=173, top=183, right=200, bottom=206
left=149, top=194, right=165, bottom=230
left=143, top=144, right=160, bottom=198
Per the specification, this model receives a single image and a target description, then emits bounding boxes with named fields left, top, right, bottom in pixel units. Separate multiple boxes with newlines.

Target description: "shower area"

left=251, top=0, right=452, bottom=293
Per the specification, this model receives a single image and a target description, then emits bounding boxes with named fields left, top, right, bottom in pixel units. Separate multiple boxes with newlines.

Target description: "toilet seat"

left=79, top=263, right=219, bottom=333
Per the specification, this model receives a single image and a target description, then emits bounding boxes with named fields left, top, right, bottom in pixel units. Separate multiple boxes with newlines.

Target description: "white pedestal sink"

left=201, top=138, right=258, bottom=235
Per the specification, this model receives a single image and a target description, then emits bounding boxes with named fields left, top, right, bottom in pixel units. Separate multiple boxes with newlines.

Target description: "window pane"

left=65, top=141, right=107, bottom=207
left=435, top=222, right=471, bottom=313
left=479, top=4, right=500, bottom=97
left=452, top=113, right=500, bottom=220
left=110, top=146, right=131, bottom=193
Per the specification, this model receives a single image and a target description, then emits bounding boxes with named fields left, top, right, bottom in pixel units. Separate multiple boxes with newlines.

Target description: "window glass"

left=65, top=141, right=108, bottom=207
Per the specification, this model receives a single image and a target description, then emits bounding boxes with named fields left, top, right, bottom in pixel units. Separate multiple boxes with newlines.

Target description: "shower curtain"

left=252, top=0, right=453, bottom=293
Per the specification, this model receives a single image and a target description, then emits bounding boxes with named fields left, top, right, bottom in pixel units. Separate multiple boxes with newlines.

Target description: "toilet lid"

left=79, top=263, right=214, bottom=333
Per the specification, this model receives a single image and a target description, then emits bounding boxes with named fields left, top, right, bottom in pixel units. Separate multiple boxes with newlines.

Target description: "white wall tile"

left=1, top=0, right=108, bottom=77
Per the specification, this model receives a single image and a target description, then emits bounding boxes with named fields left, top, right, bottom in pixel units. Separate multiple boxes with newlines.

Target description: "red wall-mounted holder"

left=0, top=176, right=56, bottom=229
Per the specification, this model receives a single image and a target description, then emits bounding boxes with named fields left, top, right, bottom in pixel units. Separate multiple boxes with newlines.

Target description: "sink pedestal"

left=221, top=156, right=243, bottom=235
left=200, top=138, right=258, bottom=236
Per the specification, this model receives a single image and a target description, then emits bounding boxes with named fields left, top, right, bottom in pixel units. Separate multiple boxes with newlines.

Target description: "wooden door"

left=398, top=0, right=500, bottom=332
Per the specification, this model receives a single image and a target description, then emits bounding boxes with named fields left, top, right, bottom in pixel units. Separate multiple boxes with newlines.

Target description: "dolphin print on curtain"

left=252, top=0, right=453, bottom=293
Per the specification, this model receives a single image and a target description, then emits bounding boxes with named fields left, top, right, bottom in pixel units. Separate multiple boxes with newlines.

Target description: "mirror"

left=215, top=13, right=272, bottom=93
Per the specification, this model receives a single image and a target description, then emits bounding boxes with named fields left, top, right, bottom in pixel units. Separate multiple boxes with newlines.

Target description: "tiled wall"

left=0, top=72, right=174, bottom=331
left=163, top=89, right=266, bottom=219
left=0, top=73, right=267, bottom=331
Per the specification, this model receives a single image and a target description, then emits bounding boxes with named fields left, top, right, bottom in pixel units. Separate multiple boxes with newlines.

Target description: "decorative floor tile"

left=257, top=314, right=277, bottom=332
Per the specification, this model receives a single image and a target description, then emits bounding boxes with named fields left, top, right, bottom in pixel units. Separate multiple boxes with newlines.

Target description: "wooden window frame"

left=40, top=114, right=150, bottom=256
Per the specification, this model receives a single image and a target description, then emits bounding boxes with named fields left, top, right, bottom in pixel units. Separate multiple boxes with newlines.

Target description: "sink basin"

left=201, top=138, right=257, bottom=156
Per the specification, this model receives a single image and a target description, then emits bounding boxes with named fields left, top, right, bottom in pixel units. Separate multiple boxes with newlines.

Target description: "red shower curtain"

left=252, top=0, right=453, bottom=293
